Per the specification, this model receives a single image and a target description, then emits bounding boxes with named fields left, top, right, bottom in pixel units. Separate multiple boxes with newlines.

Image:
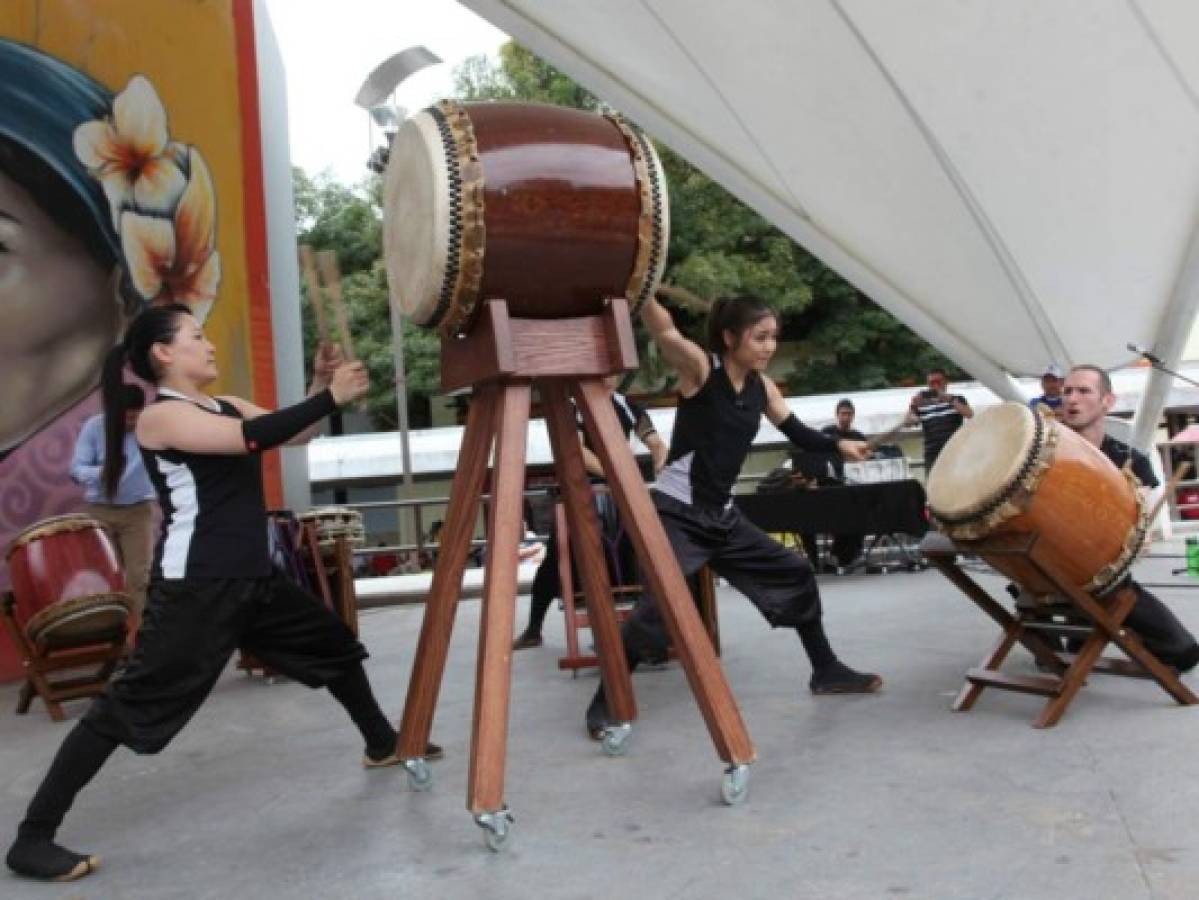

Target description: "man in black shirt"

left=905, top=367, right=972, bottom=473
left=1059, top=365, right=1199, bottom=671
left=803, top=399, right=867, bottom=568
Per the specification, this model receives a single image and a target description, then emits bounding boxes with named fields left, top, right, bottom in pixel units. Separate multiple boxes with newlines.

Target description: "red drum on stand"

left=6, top=514, right=126, bottom=630
left=382, top=100, right=670, bottom=337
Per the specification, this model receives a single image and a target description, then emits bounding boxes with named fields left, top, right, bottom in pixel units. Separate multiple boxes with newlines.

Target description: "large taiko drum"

left=382, top=100, right=670, bottom=337
left=926, top=403, right=1146, bottom=597
left=6, top=514, right=127, bottom=628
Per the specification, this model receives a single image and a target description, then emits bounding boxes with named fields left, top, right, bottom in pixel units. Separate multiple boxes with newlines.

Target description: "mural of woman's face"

left=0, top=165, right=121, bottom=453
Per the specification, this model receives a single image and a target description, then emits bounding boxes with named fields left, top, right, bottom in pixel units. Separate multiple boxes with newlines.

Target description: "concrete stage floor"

left=3, top=555, right=1199, bottom=899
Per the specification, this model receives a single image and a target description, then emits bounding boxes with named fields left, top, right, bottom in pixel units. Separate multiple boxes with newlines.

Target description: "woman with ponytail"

left=8, top=304, right=436, bottom=882
left=68, top=350, right=156, bottom=618
left=586, top=295, right=883, bottom=740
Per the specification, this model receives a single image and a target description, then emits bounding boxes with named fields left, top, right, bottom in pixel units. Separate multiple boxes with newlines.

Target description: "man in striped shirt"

left=905, top=367, right=973, bottom=473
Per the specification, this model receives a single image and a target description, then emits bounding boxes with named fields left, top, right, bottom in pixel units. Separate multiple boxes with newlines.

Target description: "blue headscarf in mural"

left=0, top=39, right=119, bottom=261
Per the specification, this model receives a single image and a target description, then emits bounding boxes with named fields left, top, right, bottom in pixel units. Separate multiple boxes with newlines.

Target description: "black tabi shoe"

left=1170, top=643, right=1199, bottom=674
left=363, top=741, right=444, bottom=768
left=512, top=632, right=543, bottom=651
left=809, top=660, right=883, bottom=695
left=6, top=836, right=99, bottom=882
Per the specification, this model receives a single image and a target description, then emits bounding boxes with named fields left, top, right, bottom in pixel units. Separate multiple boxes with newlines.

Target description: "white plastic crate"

left=843, top=457, right=910, bottom=483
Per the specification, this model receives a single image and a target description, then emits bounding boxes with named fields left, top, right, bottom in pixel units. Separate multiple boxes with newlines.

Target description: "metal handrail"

left=339, top=456, right=926, bottom=562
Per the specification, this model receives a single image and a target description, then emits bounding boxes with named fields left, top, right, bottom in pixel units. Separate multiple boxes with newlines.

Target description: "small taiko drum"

left=382, top=100, right=670, bottom=337
left=6, top=514, right=127, bottom=628
left=298, top=507, right=365, bottom=557
left=24, top=592, right=131, bottom=649
left=926, top=403, right=1145, bottom=597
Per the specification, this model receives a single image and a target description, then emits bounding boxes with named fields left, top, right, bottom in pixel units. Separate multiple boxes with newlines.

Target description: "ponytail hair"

left=705, top=296, right=778, bottom=355
left=100, top=303, right=192, bottom=497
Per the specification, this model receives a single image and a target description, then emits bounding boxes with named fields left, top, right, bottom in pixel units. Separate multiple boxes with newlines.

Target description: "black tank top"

left=141, top=389, right=270, bottom=580
left=654, top=355, right=764, bottom=509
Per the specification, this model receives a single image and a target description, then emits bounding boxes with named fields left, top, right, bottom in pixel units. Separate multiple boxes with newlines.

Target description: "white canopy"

left=459, top=0, right=1199, bottom=446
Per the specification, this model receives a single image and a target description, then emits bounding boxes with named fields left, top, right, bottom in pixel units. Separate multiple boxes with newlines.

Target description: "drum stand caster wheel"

left=720, top=763, right=750, bottom=806
left=402, top=757, right=433, bottom=792
left=474, top=806, right=514, bottom=852
left=600, top=722, right=632, bottom=757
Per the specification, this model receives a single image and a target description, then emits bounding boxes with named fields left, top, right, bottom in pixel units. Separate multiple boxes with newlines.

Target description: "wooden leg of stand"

left=468, top=382, right=531, bottom=815
left=695, top=566, right=720, bottom=656
left=542, top=382, right=635, bottom=723
left=556, top=502, right=583, bottom=665
left=953, top=626, right=1021, bottom=712
left=1039, top=569, right=1199, bottom=709
left=574, top=379, right=755, bottom=765
left=925, top=554, right=1063, bottom=670
left=398, top=385, right=499, bottom=759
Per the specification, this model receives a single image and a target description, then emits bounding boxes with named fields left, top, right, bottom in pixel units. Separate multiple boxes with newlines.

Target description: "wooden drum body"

left=383, top=100, right=669, bottom=336
left=6, top=514, right=126, bottom=628
left=927, top=403, right=1145, bottom=597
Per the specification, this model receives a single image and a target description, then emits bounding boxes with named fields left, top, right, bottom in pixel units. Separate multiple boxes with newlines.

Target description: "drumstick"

left=866, top=419, right=910, bottom=451
left=1146, top=461, right=1191, bottom=528
left=298, top=244, right=330, bottom=345
left=656, top=283, right=712, bottom=313
left=317, top=250, right=355, bottom=361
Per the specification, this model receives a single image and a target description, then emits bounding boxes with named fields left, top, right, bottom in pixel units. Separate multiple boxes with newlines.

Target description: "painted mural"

left=0, top=0, right=277, bottom=676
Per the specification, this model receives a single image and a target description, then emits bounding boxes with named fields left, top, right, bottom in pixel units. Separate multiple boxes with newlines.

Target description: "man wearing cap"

left=1029, top=364, right=1065, bottom=417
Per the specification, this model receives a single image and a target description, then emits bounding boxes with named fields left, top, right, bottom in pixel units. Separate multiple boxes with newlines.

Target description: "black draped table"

left=735, top=480, right=929, bottom=539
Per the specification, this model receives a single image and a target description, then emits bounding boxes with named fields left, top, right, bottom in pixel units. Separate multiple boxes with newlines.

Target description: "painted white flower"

left=120, top=148, right=220, bottom=317
left=73, top=75, right=186, bottom=225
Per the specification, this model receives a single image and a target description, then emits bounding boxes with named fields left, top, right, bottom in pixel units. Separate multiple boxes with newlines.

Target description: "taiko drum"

left=382, top=100, right=670, bottom=337
left=6, top=514, right=126, bottom=628
left=926, top=403, right=1145, bottom=597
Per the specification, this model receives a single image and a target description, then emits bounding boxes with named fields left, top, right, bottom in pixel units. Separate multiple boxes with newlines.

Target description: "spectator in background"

left=905, top=367, right=972, bottom=473
left=71, top=384, right=156, bottom=617
left=821, top=399, right=867, bottom=479
left=368, top=541, right=398, bottom=577
left=1029, top=364, right=1065, bottom=417
left=819, top=399, right=868, bottom=569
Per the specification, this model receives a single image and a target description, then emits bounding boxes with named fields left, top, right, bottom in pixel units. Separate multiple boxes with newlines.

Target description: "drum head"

left=8, top=514, right=102, bottom=556
left=25, top=592, right=130, bottom=648
left=927, top=402, right=1037, bottom=521
left=383, top=109, right=451, bottom=326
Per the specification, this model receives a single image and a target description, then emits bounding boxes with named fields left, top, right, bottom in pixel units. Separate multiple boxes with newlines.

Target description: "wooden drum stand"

left=394, top=299, right=756, bottom=849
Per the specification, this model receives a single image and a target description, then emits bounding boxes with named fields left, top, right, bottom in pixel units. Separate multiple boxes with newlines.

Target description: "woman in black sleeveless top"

left=587, top=296, right=882, bottom=737
left=7, top=305, right=433, bottom=882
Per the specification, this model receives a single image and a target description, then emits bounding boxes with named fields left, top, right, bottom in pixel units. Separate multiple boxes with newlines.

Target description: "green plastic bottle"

left=1187, top=537, right=1199, bottom=575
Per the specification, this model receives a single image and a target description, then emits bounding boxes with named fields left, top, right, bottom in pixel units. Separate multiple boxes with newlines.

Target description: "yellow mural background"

left=1, top=0, right=257, bottom=396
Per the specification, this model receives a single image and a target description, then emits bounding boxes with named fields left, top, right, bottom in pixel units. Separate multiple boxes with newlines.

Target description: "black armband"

left=242, top=389, right=338, bottom=453
left=778, top=413, right=839, bottom=453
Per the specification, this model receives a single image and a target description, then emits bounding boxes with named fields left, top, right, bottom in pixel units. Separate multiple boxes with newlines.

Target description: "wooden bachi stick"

left=317, top=249, right=355, bottom=361
left=298, top=244, right=330, bottom=345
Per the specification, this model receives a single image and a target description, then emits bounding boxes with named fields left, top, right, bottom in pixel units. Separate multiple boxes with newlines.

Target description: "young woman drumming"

left=586, top=295, right=882, bottom=737
left=6, top=304, right=431, bottom=882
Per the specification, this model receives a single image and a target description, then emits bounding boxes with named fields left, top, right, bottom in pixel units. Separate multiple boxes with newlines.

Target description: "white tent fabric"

left=458, top=0, right=1199, bottom=444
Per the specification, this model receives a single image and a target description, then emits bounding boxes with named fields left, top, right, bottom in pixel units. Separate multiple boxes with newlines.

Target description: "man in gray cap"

left=1029, top=364, right=1064, bottom=416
